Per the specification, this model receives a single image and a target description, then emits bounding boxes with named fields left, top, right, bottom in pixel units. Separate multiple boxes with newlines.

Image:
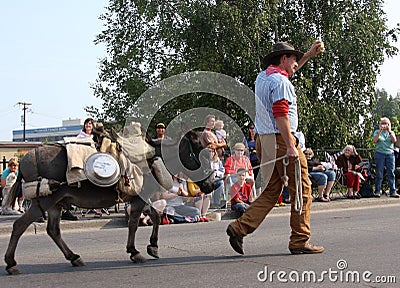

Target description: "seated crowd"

left=305, top=145, right=364, bottom=201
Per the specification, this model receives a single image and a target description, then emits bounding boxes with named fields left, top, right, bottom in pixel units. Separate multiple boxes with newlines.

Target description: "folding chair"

left=330, top=168, right=347, bottom=199
left=322, top=150, right=347, bottom=199
left=309, top=175, right=319, bottom=199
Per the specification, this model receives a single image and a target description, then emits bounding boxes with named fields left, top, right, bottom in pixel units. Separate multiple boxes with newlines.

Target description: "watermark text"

left=257, top=259, right=396, bottom=284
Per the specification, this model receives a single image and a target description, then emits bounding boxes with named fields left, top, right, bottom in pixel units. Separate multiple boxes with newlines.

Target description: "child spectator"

left=215, top=120, right=226, bottom=143
left=230, top=168, right=253, bottom=215
left=215, top=120, right=227, bottom=160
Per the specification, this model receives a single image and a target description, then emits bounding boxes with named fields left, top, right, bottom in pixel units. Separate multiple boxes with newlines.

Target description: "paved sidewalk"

left=0, top=196, right=399, bottom=236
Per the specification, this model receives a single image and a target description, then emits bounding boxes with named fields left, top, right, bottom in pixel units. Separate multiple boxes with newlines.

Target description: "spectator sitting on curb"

left=162, top=173, right=200, bottom=223
left=230, top=168, right=253, bottom=216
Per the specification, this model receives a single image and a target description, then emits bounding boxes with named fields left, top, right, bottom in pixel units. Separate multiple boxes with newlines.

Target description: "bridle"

left=184, top=136, right=201, bottom=167
left=183, top=136, right=214, bottom=180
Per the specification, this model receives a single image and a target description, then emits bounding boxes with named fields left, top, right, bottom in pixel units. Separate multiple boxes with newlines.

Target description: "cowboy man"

left=227, top=40, right=325, bottom=255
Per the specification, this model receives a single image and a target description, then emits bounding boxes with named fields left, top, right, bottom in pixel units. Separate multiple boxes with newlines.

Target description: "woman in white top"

left=78, top=118, right=94, bottom=137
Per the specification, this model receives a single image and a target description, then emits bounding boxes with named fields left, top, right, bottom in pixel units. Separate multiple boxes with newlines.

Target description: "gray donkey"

left=4, top=130, right=214, bottom=275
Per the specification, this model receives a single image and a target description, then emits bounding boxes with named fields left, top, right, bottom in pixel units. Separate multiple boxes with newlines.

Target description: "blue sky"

left=0, top=0, right=399, bottom=141
left=0, top=0, right=106, bottom=140
left=377, top=0, right=400, bottom=96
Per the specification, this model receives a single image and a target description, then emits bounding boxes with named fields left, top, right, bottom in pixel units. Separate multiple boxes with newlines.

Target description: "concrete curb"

left=0, top=196, right=399, bottom=236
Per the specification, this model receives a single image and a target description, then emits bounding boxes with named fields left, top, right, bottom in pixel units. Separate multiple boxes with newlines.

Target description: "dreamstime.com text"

left=257, top=259, right=396, bottom=284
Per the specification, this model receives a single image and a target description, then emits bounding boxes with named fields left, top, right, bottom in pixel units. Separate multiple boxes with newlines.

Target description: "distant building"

left=12, top=118, right=84, bottom=142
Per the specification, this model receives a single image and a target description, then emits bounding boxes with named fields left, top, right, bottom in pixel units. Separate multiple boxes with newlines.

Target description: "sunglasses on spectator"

left=236, top=149, right=244, bottom=152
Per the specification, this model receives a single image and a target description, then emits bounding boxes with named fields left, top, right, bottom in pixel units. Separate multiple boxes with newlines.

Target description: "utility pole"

left=17, top=102, right=32, bottom=141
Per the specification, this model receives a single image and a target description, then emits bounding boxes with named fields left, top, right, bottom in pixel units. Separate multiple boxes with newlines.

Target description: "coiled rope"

left=293, top=159, right=303, bottom=214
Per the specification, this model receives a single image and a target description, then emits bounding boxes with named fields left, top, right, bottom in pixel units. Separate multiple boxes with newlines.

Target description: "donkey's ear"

left=179, top=122, right=190, bottom=136
left=185, top=129, right=199, bottom=140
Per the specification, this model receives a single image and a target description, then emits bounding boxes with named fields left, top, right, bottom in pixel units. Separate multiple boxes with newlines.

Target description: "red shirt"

left=224, top=155, right=253, bottom=176
left=230, top=181, right=252, bottom=206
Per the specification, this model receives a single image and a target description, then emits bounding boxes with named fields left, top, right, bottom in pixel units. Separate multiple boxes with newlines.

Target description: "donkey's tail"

left=5, top=172, right=22, bottom=207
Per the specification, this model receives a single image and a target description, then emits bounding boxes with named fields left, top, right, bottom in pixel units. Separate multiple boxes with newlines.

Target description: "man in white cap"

left=153, top=122, right=171, bottom=141
left=227, top=40, right=325, bottom=255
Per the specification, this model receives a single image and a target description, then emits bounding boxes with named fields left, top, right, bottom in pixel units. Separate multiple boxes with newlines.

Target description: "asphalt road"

left=1, top=202, right=399, bottom=288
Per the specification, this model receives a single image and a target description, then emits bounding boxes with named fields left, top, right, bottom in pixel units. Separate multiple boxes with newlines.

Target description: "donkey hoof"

left=6, top=266, right=20, bottom=275
left=130, top=253, right=146, bottom=263
left=147, top=245, right=159, bottom=259
left=71, top=257, right=85, bottom=267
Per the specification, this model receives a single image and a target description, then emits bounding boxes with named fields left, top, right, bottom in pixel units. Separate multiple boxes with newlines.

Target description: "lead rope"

left=220, top=155, right=288, bottom=181
left=220, top=154, right=303, bottom=214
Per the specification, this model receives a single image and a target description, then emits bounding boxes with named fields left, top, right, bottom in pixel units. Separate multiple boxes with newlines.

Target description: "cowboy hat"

left=262, top=42, right=304, bottom=68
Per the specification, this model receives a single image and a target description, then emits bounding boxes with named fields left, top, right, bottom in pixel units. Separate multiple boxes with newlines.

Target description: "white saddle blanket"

left=64, top=137, right=97, bottom=184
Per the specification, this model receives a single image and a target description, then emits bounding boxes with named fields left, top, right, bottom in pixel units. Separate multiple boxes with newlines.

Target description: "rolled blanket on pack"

left=22, top=178, right=61, bottom=199
left=64, top=136, right=97, bottom=169
left=64, top=136, right=97, bottom=184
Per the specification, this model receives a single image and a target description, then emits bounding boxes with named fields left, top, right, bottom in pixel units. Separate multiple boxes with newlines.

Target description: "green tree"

left=372, top=88, right=400, bottom=134
left=89, top=0, right=399, bottom=149
left=291, top=0, right=398, bottom=150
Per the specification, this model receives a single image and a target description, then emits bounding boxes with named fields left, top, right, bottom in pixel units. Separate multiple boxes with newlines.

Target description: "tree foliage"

left=372, top=89, right=400, bottom=134
left=88, top=0, right=399, bottom=149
